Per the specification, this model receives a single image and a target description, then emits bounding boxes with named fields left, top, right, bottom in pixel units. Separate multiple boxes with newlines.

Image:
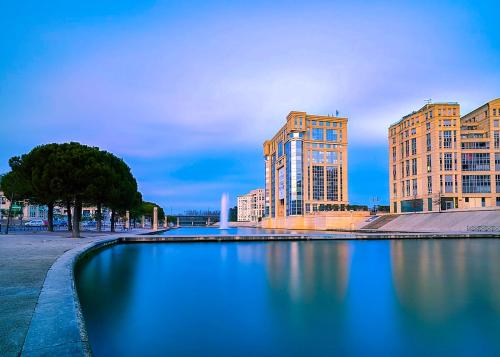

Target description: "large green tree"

left=2, top=142, right=143, bottom=237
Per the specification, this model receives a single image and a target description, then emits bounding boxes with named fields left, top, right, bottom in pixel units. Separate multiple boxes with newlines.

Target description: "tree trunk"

left=72, top=198, right=81, bottom=238
left=110, top=209, right=116, bottom=232
left=47, top=201, right=54, bottom=232
left=96, top=202, right=102, bottom=232
left=66, top=200, right=73, bottom=231
left=5, top=193, right=14, bottom=235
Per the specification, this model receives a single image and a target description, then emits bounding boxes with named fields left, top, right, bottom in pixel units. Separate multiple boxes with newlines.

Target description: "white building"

left=237, top=188, right=265, bottom=222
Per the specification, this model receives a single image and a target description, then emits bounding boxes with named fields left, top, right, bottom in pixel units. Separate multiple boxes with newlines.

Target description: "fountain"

left=219, top=193, right=229, bottom=230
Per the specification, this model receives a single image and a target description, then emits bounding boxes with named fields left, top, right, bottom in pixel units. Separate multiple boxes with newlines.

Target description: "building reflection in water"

left=390, top=239, right=500, bottom=326
left=264, top=241, right=352, bottom=321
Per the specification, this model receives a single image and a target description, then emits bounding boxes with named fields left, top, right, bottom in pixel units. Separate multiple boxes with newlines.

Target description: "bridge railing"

left=467, top=225, right=500, bottom=232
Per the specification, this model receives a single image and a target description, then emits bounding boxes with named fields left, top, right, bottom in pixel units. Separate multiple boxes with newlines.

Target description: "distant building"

left=389, top=98, right=500, bottom=213
left=237, top=189, right=264, bottom=222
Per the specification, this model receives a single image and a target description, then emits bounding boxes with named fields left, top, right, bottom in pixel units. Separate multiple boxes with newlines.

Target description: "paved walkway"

left=0, top=230, right=145, bottom=357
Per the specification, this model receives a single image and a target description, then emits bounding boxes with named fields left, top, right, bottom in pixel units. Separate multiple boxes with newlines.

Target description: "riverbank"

left=0, top=230, right=145, bottom=356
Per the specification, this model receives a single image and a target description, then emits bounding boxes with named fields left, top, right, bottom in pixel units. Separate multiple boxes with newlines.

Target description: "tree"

left=2, top=142, right=143, bottom=237
left=0, top=171, right=30, bottom=234
left=105, top=154, right=142, bottom=232
left=229, top=206, right=238, bottom=222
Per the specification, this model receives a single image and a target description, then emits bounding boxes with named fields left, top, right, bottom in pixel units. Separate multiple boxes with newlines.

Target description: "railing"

left=467, top=225, right=500, bottom=232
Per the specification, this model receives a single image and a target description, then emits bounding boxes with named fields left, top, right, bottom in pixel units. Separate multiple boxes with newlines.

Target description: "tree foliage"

left=1, top=142, right=144, bottom=237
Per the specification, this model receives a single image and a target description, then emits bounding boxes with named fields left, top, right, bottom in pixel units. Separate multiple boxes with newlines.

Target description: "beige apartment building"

left=262, top=111, right=368, bottom=230
left=237, top=188, right=264, bottom=222
left=389, top=99, right=500, bottom=213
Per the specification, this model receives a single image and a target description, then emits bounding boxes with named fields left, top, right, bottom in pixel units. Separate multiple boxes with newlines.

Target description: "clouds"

left=1, top=0, right=499, bottom=209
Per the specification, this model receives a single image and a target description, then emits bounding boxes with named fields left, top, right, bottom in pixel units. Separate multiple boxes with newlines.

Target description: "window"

left=312, top=128, right=323, bottom=141
left=411, top=138, right=417, bottom=155
left=427, top=155, right=432, bottom=172
left=461, top=153, right=490, bottom=171
left=325, top=151, right=337, bottom=164
left=401, top=180, right=405, bottom=197
left=461, top=141, right=489, bottom=150
left=312, top=166, right=324, bottom=200
left=405, top=141, right=410, bottom=157
left=444, top=153, right=453, bottom=171
left=443, top=119, right=452, bottom=126
left=427, top=176, right=432, bottom=194
left=495, top=120, right=499, bottom=128
left=393, top=165, right=396, bottom=180
left=426, top=133, right=431, bottom=151
left=426, top=122, right=431, bottom=130
left=326, top=166, right=338, bottom=201
left=493, top=109, right=497, bottom=116
left=443, top=130, right=452, bottom=148
left=497, top=175, right=500, bottom=193
left=495, top=131, right=500, bottom=149
left=412, top=158, right=417, bottom=175
left=406, top=179, right=410, bottom=196
left=444, top=175, right=453, bottom=193
left=326, top=129, right=337, bottom=141
left=277, top=141, right=283, bottom=157
left=462, top=175, right=491, bottom=193
left=405, top=160, right=410, bottom=177
left=411, top=128, right=416, bottom=135
left=496, top=153, right=500, bottom=171
left=412, top=179, right=417, bottom=196
left=312, top=150, right=324, bottom=163
left=392, top=147, right=396, bottom=162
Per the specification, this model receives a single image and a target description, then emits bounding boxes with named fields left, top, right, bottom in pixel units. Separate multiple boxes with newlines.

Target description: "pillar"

left=153, top=207, right=158, bottom=230
left=141, top=215, right=145, bottom=228
left=177, top=217, right=180, bottom=227
left=163, top=217, right=167, bottom=228
left=125, top=211, right=130, bottom=229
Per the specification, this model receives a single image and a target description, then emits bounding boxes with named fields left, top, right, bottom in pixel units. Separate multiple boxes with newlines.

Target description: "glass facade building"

left=264, top=111, right=348, bottom=220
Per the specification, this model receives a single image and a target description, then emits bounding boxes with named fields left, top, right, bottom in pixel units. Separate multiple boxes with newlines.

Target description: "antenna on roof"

left=335, top=110, right=339, bottom=116
left=425, top=98, right=432, bottom=105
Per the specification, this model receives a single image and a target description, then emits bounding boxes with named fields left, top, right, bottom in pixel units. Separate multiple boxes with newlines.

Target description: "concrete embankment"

left=362, top=208, right=500, bottom=233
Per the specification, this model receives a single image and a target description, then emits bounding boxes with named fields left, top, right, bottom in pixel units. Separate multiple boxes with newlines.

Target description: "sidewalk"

left=0, top=229, right=145, bottom=356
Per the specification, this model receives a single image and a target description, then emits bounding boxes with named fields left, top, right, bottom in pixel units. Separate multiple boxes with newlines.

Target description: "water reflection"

left=390, top=239, right=500, bottom=355
left=76, top=240, right=500, bottom=356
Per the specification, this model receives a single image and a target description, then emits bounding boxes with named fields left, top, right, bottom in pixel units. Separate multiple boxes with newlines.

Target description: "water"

left=76, top=240, right=500, bottom=356
left=158, top=227, right=334, bottom=235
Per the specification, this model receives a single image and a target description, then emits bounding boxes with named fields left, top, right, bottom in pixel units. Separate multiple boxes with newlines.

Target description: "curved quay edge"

left=21, top=237, right=120, bottom=357
left=20, top=232, right=500, bottom=356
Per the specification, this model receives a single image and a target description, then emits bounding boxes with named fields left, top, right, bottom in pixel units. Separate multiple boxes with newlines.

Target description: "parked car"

left=53, top=219, right=68, bottom=227
left=81, top=220, right=97, bottom=228
left=25, top=219, right=47, bottom=227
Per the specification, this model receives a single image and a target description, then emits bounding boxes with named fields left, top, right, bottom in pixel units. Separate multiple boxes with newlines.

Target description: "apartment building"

left=261, top=111, right=366, bottom=230
left=389, top=99, right=500, bottom=213
left=237, top=188, right=264, bottom=222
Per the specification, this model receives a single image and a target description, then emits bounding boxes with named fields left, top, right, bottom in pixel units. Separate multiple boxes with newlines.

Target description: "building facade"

left=262, top=111, right=354, bottom=229
left=389, top=99, right=500, bottom=213
left=237, top=188, right=265, bottom=222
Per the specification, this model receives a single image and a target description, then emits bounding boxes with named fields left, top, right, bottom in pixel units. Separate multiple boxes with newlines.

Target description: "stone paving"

left=0, top=230, right=144, bottom=357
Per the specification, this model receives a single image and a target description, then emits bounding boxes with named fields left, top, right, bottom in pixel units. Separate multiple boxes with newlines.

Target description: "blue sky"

left=1, top=0, right=499, bottom=212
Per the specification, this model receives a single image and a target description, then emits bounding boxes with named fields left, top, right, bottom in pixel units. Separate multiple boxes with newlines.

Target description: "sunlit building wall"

left=263, top=111, right=349, bottom=228
left=389, top=99, right=500, bottom=213
left=237, top=188, right=264, bottom=222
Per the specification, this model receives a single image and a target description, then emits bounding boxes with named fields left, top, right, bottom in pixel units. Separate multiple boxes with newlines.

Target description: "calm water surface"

left=76, top=240, right=500, bottom=356
left=159, top=227, right=333, bottom=235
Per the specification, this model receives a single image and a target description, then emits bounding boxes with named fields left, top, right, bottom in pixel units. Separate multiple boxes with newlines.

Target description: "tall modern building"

left=389, top=99, right=500, bottom=213
left=262, top=111, right=352, bottom=229
left=237, top=188, right=264, bottom=222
